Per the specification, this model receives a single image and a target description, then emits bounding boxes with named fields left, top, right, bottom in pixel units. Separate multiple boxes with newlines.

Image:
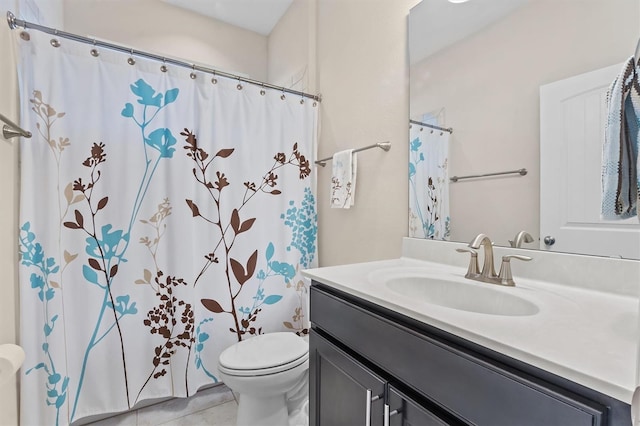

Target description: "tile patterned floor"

left=86, top=384, right=238, bottom=426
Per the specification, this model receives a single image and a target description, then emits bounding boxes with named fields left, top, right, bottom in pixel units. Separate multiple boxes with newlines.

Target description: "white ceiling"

left=162, top=0, right=294, bottom=36
left=162, top=0, right=528, bottom=58
left=410, top=0, right=529, bottom=64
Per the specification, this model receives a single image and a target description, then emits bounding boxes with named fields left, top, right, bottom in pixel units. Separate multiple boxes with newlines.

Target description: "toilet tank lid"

left=219, top=332, right=309, bottom=370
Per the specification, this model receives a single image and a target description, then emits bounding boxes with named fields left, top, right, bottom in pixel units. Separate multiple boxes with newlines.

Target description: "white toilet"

left=217, top=332, right=309, bottom=426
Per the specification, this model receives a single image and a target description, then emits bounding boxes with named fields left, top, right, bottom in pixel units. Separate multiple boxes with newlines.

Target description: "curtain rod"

left=6, top=11, right=322, bottom=103
left=409, top=119, right=453, bottom=134
left=315, top=141, right=391, bottom=167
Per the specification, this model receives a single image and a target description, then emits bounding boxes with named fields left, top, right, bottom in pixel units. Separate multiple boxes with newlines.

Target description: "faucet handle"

left=456, top=248, right=479, bottom=278
left=510, top=231, right=535, bottom=248
left=497, top=255, right=532, bottom=286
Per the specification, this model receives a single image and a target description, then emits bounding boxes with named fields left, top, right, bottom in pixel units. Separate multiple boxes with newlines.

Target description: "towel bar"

left=0, top=112, right=31, bottom=140
left=450, top=168, right=527, bottom=182
left=315, top=142, right=391, bottom=167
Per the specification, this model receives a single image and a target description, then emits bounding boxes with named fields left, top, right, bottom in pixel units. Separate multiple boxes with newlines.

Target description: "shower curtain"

left=409, top=118, right=450, bottom=240
left=17, top=31, right=317, bottom=425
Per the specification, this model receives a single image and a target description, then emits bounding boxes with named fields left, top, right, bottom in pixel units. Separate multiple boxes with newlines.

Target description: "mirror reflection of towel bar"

left=450, top=168, right=527, bottom=182
left=315, top=141, right=391, bottom=167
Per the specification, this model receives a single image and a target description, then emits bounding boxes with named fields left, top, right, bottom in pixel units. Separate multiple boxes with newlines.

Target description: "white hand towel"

left=330, top=149, right=357, bottom=209
left=602, top=57, right=640, bottom=219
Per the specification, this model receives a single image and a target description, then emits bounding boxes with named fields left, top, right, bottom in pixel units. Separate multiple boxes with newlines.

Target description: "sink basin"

left=385, top=276, right=539, bottom=316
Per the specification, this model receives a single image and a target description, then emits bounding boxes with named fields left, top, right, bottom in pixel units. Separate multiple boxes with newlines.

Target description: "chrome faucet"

left=509, top=231, right=534, bottom=248
left=469, top=233, right=496, bottom=279
left=457, top=233, right=532, bottom=286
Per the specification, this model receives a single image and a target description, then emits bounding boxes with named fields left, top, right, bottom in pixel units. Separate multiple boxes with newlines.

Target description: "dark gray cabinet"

left=311, top=332, right=385, bottom=426
left=309, top=282, right=632, bottom=426
left=387, top=385, right=451, bottom=426
left=311, top=332, right=453, bottom=426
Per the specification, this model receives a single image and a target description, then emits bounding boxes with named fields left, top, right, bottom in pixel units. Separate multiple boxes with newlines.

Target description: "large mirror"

left=409, top=0, right=640, bottom=258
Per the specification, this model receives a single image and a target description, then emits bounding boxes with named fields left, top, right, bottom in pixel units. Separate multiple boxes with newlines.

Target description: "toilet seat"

left=218, top=332, right=309, bottom=377
left=218, top=352, right=309, bottom=377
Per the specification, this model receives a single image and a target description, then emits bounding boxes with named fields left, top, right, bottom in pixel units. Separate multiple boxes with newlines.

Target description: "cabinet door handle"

left=384, top=403, right=400, bottom=426
left=366, top=389, right=372, bottom=426
left=365, top=389, right=382, bottom=426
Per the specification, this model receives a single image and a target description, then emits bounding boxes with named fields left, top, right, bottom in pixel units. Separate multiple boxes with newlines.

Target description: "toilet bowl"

left=218, top=332, right=309, bottom=426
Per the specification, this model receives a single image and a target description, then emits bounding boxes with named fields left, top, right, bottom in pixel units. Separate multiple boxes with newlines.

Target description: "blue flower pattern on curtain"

left=17, top=32, right=317, bottom=426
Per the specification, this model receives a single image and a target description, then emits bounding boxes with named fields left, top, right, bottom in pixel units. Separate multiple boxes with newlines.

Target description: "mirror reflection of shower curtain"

left=409, top=119, right=450, bottom=240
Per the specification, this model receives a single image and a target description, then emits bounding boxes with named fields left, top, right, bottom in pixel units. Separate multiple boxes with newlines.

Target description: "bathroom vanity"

left=303, top=238, right=638, bottom=425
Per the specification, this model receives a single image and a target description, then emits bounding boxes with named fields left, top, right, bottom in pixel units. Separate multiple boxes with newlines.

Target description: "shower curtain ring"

left=236, top=78, right=243, bottom=90
left=280, top=89, right=286, bottom=100
left=160, top=58, right=167, bottom=73
left=50, top=29, right=60, bottom=47
left=260, top=84, right=266, bottom=96
left=211, top=71, right=218, bottom=85
left=90, top=39, right=99, bottom=57
left=300, top=95, right=305, bottom=105
left=190, top=64, right=197, bottom=80
left=127, top=49, right=136, bottom=65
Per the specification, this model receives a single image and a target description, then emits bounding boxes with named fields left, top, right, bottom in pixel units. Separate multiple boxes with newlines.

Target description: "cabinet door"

left=310, top=330, right=386, bottom=426
left=386, top=385, right=457, bottom=426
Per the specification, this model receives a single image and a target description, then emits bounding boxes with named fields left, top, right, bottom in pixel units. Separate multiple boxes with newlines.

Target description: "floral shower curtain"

left=409, top=118, right=450, bottom=239
left=17, top=31, right=317, bottom=425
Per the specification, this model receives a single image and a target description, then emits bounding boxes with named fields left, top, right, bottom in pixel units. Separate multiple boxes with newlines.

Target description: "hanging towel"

left=330, top=149, right=357, bottom=208
left=602, top=57, right=640, bottom=220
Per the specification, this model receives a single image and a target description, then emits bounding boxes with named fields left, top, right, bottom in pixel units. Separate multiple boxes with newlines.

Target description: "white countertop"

left=303, top=239, right=639, bottom=404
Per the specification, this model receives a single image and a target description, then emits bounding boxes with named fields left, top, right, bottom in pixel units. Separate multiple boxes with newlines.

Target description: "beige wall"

left=267, top=0, right=415, bottom=267
left=63, top=0, right=269, bottom=81
left=268, top=0, right=315, bottom=91
left=316, top=0, right=416, bottom=266
left=411, top=0, right=639, bottom=246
